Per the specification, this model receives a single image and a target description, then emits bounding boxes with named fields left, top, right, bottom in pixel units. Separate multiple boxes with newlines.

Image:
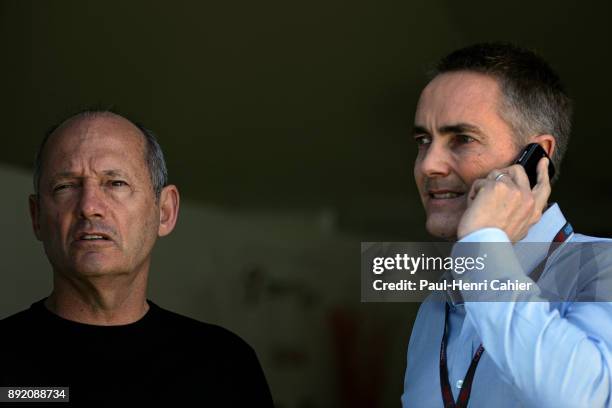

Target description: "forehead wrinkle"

left=42, top=115, right=147, bottom=184
left=49, top=168, right=131, bottom=181
left=53, top=143, right=137, bottom=171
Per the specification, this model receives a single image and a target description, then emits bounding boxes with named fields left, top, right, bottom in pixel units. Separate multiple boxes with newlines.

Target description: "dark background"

left=1, top=1, right=611, bottom=407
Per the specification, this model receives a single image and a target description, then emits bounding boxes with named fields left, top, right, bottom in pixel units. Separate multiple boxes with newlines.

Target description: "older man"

left=402, top=43, right=612, bottom=407
left=0, top=110, right=274, bottom=406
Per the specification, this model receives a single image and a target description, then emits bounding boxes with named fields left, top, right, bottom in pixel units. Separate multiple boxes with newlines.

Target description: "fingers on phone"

left=533, top=157, right=551, bottom=208
left=536, top=157, right=550, bottom=185
left=507, top=164, right=530, bottom=191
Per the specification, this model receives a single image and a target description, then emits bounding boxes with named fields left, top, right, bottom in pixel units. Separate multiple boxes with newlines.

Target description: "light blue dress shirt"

left=401, top=204, right=612, bottom=407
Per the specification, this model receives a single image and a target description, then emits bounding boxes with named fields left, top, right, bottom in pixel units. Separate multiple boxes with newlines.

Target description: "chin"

left=425, top=215, right=459, bottom=240
left=69, top=258, right=125, bottom=278
left=72, top=265, right=120, bottom=278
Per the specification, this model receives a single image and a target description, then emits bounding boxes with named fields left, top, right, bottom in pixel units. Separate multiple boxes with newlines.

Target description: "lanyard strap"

left=439, top=222, right=572, bottom=408
left=440, top=302, right=484, bottom=408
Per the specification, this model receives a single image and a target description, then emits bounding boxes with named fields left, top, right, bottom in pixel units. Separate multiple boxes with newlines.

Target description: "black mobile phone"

left=514, top=143, right=555, bottom=188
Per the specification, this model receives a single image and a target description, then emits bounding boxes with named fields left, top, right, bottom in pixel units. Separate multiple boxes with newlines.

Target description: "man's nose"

left=417, top=141, right=452, bottom=178
left=77, top=183, right=107, bottom=219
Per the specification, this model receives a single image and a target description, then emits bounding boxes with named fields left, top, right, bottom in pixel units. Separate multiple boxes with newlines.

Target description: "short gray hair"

left=433, top=42, right=573, bottom=183
left=33, top=109, right=169, bottom=200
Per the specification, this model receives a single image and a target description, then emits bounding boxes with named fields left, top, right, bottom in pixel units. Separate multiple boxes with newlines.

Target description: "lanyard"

left=439, top=222, right=572, bottom=408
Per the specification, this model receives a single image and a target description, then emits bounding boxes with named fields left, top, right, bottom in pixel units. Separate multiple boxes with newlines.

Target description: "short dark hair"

left=433, top=42, right=572, bottom=182
left=33, top=109, right=169, bottom=200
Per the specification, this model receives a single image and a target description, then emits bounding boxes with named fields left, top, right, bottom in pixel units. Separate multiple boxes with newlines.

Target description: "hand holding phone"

left=457, top=143, right=553, bottom=241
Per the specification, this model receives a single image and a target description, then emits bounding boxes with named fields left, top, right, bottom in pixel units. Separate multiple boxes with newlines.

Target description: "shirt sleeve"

left=454, top=228, right=612, bottom=408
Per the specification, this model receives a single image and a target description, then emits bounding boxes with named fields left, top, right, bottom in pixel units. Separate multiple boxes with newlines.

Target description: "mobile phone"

left=514, top=143, right=555, bottom=188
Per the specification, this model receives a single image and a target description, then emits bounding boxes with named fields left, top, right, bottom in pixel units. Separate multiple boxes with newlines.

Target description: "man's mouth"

left=75, top=232, right=112, bottom=242
left=81, top=235, right=107, bottom=240
left=428, top=191, right=465, bottom=200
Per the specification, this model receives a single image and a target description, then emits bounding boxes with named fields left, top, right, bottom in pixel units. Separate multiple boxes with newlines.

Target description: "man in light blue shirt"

left=402, top=43, right=612, bottom=407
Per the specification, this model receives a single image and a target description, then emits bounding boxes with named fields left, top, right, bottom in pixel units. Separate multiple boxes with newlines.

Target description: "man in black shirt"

left=0, top=110, right=274, bottom=406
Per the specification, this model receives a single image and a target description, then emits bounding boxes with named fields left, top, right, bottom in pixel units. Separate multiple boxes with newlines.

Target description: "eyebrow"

left=412, top=123, right=485, bottom=137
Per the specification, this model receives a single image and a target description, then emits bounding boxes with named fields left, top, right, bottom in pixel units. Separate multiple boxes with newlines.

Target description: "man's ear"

left=532, top=134, right=556, bottom=158
left=29, top=194, right=42, bottom=241
left=158, top=185, right=180, bottom=237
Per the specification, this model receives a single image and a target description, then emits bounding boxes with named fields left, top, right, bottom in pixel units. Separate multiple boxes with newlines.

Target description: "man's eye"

left=53, top=184, right=73, bottom=192
left=456, top=134, right=475, bottom=144
left=415, top=136, right=432, bottom=146
left=110, top=180, right=128, bottom=187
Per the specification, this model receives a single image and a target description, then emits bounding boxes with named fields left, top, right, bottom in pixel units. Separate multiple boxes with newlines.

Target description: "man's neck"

left=45, top=270, right=150, bottom=326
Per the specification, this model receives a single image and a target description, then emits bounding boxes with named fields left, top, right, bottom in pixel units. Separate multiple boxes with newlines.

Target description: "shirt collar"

left=514, top=203, right=567, bottom=274
left=520, top=203, right=566, bottom=243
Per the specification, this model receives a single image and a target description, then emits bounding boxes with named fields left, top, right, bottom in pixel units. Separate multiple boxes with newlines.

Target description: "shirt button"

left=456, top=380, right=463, bottom=389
